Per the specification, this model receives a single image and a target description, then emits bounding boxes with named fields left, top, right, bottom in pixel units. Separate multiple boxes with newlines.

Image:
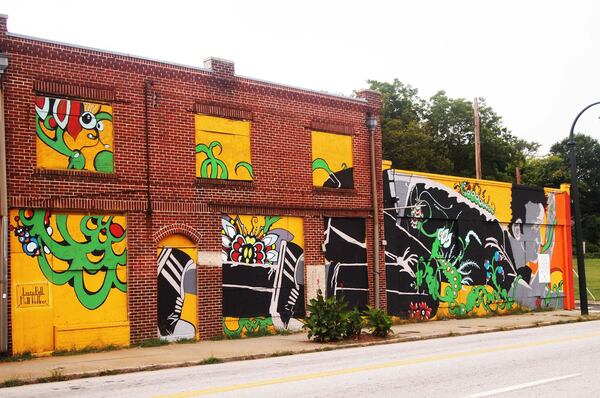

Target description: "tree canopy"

left=369, top=79, right=539, bottom=182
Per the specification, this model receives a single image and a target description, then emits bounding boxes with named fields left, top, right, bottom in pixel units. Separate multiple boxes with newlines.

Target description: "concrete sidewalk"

left=1, top=309, right=599, bottom=386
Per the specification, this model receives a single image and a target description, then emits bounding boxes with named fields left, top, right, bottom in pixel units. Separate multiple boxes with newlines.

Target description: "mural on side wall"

left=221, top=215, right=304, bottom=337
left=157, top=238, right=197, bottom=341
left=9, top=209, right=128, bottom=353
left=323, top=217, right=368, bottom=309
left=312, top=131, right=354, bottom=189
left=384, top=169, right=569, bottom=320
left=195, top=114, right=253, bottom=180
left=35, top=96, right=114, bottom=173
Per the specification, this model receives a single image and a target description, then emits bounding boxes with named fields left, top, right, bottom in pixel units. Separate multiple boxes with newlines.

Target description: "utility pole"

left=473, top=98, right=482, bottom=179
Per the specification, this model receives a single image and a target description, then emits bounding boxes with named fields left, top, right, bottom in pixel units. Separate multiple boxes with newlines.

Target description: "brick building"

left=0, top=14, right=574, bottom=355
left=0, top=15, right=384, bottom=354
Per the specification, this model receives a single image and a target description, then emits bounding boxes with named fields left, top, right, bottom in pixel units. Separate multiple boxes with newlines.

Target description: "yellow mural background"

left=195, top=114, right=253, bottom=180
left=311, top=131, right=353, bottom=187
left=157, top=234, right=198, bottom=340
left=36, top=97, right=114, bottom=172
left=10, top=210, right=128, bottom=354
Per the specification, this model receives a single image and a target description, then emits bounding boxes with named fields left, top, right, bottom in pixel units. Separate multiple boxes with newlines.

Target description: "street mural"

left=195, top=114, right=253, bottom=180
left=221, top=215, right=304, bottom=337
left=35, top=96, right=114, bottom=172
left=323, top=217, right=368, bottom=309
left=157, top=235, right=197, bottom=341
left=384, top=169, right=572, bottom=320
left=9, top=209, right=128, bottom=353
left=312, top=131, right=354, bottom=189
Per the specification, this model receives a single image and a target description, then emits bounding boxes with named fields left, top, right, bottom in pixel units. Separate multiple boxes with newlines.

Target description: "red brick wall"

left=0, top=16, right=382, bottom=350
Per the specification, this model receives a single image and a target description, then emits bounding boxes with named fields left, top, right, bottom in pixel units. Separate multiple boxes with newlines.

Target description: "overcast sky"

left=3, top=0, right=600, bottom=153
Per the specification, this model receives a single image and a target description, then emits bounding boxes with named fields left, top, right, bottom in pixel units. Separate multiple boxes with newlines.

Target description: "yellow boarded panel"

left=35, top=96, right=114, bottom=173
left=157, top=235, right=198, bottom=340
left=10, top=253, right=54, bottom=354
left=9, top=209, right=129, bottom=354
left=195, top=114, right=253, bottom=180
left=55, top=322, right=129, bottom=351
left=311, top=131, right=353, bottom=188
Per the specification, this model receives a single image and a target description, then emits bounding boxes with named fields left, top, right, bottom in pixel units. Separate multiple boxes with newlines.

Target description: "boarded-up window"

left=35, top=96, right=114, bottom=173
left=311, top=131, right=353, bottom=188
left=195, top=114, right=253, bottom=181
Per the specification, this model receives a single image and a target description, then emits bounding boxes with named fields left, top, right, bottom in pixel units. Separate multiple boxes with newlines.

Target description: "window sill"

left=195, top=177, right=255, bottom=189
left=34, top=168, right=118, bottom=180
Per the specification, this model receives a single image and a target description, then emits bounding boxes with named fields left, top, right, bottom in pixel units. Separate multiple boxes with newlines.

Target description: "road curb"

left=2, top=314, right=599, bottom=389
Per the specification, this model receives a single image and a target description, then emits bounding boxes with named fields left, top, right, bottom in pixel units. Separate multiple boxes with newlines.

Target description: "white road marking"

left=463, top=373, right=582, bottom=397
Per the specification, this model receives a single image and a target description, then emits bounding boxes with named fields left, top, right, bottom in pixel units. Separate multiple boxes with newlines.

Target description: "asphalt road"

left=4, top=320, right=600, bottom=398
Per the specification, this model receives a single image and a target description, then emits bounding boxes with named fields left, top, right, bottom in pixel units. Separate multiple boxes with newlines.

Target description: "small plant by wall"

left=303, top=290, right=350, bottom=342
left=304, top=291, right=396, bottom=342
left=345, top=309, right=364, bottom=339
left=364, top=306, right=393, bottom=338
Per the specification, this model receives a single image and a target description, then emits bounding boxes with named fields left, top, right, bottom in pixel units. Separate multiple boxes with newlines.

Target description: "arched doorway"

left=157, top=235, right=197, bottom=341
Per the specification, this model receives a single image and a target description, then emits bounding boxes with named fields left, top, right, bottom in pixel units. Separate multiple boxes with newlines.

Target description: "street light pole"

left=567, top=101, right=600, bottom=316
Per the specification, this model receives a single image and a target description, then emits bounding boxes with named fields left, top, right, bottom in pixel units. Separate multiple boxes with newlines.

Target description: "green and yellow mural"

left=384, top=168, right=574, bottom=320
left=157, top=235, right=197, bottom=341
left=9, top=209, right=128, bottom=354
left=35, top=96, right=114, bottom=172
left=311, top=130, right=353, bottom=188
left=195, top=114, right=253, bottom=180
left=221, top=215, right=305, bottom=337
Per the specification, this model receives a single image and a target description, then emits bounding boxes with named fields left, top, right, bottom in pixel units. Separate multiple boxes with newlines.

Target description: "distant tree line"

left=370, top=79, right=600, bottom=255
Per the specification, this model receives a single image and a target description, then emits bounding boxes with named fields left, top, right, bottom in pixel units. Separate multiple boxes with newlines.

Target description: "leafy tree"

left=550, top=134, right=600, bottom=246
left=367, top=80, right=445, bottom=173
left=369, top=80, right=538, bottom=182
left=382, top=119, right=452, bottom=174
left=427, top=92, right=538, bottom=181
left=368, top=79, right=427, bottom=127
left=523, top=134, right=600, bottom=247
left=521, top=155, right=568, bottom=188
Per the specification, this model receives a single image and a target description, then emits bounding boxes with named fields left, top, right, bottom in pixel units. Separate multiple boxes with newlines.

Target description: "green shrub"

left=303, top=290, right=349, bottom=342
left=364, top=306, right=393, bottom=338
left=346, top=308, right=364, bottom=339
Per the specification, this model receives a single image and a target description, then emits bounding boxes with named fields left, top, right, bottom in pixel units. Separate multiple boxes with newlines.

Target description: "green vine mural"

left=223, top=317, right=274, bottom=338
left=196, top=140, right=254, bottom=179
left=15, top=209, right=127, bottom=310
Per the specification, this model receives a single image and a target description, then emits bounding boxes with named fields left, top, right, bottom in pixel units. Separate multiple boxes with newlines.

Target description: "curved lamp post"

left=567, top=101, right=600, bottom=315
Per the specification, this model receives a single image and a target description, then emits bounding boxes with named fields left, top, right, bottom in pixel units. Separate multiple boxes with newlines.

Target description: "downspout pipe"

left=143, top=80, right=153, bottom=216
left=366, top=113, right=380, bottom=308
left=0, top=53, right=9, bottom=353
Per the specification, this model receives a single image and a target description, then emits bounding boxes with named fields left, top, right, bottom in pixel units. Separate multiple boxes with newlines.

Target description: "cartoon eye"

left=96, top=121, right=104, bottom=132
left=79, top=112, right=97, bottom=129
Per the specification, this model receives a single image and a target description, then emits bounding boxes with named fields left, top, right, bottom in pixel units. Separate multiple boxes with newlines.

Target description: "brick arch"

left=153, top=223, right=201, bottom=246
